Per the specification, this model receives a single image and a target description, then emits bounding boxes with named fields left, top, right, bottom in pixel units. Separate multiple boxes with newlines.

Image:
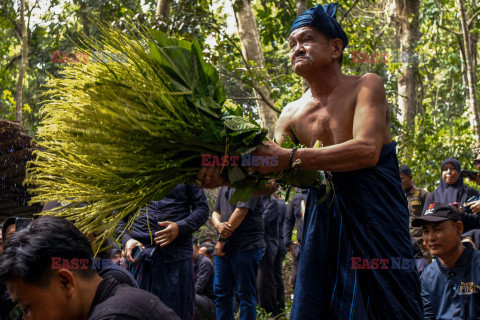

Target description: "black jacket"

left=116, top=183, right=209, bottom=263
left=88, top=277, right=180, bottom=320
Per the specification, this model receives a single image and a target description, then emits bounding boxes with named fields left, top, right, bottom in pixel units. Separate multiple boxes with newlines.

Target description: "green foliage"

left=397, top=110, right=477, bottom=191
left=26, top=25, right=268, bottom=248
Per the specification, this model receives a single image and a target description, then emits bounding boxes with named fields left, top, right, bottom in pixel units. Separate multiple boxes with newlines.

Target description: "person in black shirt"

left=116, top=183, right=209, bottom=320
left=0, top=216, right=178, bottom=320
left=193, top=237, right=215, bottom=320
left=212, top=186, right=265, bottom=320
left=257, top=195, right=281, bottom=316
left=272, top=192, right=287, bottom=313
left=283, top=188, right=307, bottom=288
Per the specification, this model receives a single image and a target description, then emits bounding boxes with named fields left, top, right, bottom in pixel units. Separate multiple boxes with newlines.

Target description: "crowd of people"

left=2, top=2, right=480, bottom=319
left=1, top=157, right=480, bottom=320
left=0, top=184, right=309, bottom=320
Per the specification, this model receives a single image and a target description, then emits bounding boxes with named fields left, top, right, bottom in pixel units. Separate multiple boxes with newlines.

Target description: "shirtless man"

left=198, top=3, right=422, bottom=319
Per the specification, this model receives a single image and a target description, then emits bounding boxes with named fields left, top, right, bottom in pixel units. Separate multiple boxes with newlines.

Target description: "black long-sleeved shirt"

left=262, top=195, right=280, bottom=265
left=88, top=277, right=180, bottom=320
left=116, top=183, right=209, bottom=263
left=277, top=199, right=287, bottom=252
left=194, top=254, right=215, bottom=300
left=283, top=190, right=308, bottom=250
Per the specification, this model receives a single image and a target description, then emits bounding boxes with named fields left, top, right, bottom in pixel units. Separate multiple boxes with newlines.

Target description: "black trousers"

left=194, top=294, right=216, bottom=320
left=257, top=256, right=279, bottom=316
left=273, top=249, right=286, bottom=312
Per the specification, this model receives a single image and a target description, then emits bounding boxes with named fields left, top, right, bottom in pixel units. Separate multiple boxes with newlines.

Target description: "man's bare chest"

left=290, top=101, right=354, bottom=147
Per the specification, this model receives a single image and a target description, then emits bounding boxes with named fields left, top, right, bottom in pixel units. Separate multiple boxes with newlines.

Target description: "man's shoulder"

left=420, top=259, right=441, bottom=284
left=470, top=248, right=480, bottom=265
left=89, top=282, right=179, bottom=320
left=355, top=73, right=384, bottom=85
left=199, top=254, right=214, bottom=269
left=413, top=186, right=429, bottom=196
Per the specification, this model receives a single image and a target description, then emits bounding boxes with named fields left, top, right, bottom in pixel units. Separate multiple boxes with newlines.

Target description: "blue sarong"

left=291, top=142, right=423, bottom=320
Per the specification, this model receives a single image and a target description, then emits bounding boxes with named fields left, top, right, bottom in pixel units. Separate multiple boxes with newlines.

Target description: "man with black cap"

left=196, top=2, right=423, bottom=320
left=413, top=203, right=480, bottom=320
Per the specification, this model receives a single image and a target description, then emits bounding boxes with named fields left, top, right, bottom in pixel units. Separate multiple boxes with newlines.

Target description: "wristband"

left=217, top=235, right=227, bottom=242
left=289, top=147, right=298, bottom=169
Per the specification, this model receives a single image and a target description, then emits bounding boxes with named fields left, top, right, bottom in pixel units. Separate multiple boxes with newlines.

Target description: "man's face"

left=288, top=27, right=333, bottom=75
left=5, top=224, right=15, bottom=241
left=7, top=274, right=78, bottom=320
left=193, top=244, right=199, bottom=260
left=441, top=162, right=459, bottom=185
left=399, top=173, right=413, bottom=190
left=422, top=220, right=462, bottom=259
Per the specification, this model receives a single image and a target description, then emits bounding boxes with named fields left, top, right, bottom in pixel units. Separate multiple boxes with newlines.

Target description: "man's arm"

left=215, top=207, right=249, bottom=256
left=155, top=185, right=210, bottom=247
left=421, top=280, right=435, bottom=320
left=175, top=186, right=210, bottom=235
left=226, top=207, right=249, bottom=231
left=253, top=74, right=389, bottom=173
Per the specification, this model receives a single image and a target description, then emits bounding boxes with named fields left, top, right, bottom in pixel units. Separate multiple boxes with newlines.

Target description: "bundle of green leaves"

left=26, top=24, right=327, bottom=247
left=26, top=24, right=271, bottom=244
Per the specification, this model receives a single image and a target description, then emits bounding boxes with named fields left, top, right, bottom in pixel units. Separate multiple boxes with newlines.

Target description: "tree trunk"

left=79, top=0, right=89, bottom=37
left=458, top=0, right=480, bottom=141
left=15, top=0, right=28, bottom=124
left=156, top=0, right=171, bottom=20
left=395, top=0, right=420, bottom=132
left=234, top=0, right=277, bottom=138
left=296, top=0, right=309, bottom=93
left=296, top=0, right=307, bottom=16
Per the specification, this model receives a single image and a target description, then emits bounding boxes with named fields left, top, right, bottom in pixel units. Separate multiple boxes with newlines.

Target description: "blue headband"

left=290, top=3, right=348, bottom=49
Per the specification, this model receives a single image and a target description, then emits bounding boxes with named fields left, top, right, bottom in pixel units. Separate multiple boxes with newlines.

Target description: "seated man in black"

left=413, top=203, right=480, bottom=320
left=0, top=216, right=179, bottom=320
left=193, top=237, right=215, bottom=320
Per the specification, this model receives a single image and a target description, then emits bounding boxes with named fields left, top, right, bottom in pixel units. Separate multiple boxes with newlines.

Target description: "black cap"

left=412, top=203, right=461, bottom=227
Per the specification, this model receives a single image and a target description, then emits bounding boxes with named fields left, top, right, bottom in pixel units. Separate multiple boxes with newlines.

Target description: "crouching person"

left=0, top=216, right=179, bottom=320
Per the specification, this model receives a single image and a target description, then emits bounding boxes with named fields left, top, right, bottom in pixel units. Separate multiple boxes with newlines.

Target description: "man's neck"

left=79, top=275, right=103, bottom=320
left=304, top=65, right=343, bottom=99
left=439, top=243, right=466, bottom=269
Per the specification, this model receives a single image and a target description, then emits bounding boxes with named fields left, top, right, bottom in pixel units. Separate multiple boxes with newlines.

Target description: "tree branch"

left=218, top=70, right=281, bottom=114
left=207, top=19, right=280, bottom=114
left=438, top=24, right=461, bottom=36
left=468, top=6, right=480, bottom=29
left=340, top=0, right=359, bottom=23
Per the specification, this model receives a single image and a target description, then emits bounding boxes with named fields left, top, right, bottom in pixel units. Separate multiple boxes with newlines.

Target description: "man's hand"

left=250, top=140, right=290, bottom=175
left=125, top=239, right=145, bottom=263
left=467, top=200, right=480, bottom=214
left=215, top=241, right=226, bottom=256
left=196, top=166, right=229, bottom=189
left=215, top=222, right=234, bottom=238
left=154, top=221, right=180, bottom=247
left=290, top=241, right=300, bottom=254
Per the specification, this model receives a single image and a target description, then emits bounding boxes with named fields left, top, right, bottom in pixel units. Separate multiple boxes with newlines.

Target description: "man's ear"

left=456, top=221, right=464, bottom=236
left=55, top=269, right=77, bottom=298
left=331, top=38, right=343, bottom=61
